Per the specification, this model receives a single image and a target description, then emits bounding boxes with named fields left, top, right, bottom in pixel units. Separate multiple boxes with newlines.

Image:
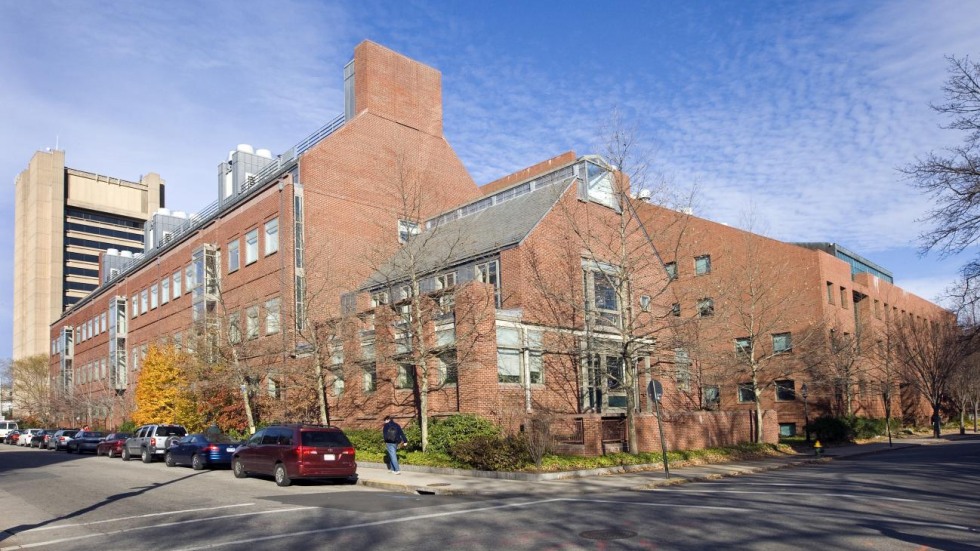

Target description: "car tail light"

left=341, top=447, right=355, bottom=458
left=203, top=444, right=218, bottom=452
left=297, top=445, right=318, bottom=456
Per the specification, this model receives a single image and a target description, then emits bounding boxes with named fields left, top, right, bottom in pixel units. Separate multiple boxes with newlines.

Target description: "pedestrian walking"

left=382, top=416, right=407, bottom=474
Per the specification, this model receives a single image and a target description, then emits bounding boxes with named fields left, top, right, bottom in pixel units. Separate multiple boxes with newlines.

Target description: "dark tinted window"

left=206, top=434, right=237, bottom=444
left=261, top=431, right=279, bottom=445
left=301, top=430, right=352, bottom=447
left=248, top=430, right=265, bottom=446
left=88, top=432, right=105, bottom=438
left=157, top=426, right=186, bottom=437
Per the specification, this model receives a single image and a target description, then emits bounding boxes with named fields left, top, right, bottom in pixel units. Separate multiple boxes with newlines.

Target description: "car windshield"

left=206, top=434, right=238, bottom=444
left=157, top=427, right=186, bottom=437
left=112, top=433, right=130, bottom=440
left=63, top=430, right=78, bottom=437
left=301, top=431, right=352, bottom=447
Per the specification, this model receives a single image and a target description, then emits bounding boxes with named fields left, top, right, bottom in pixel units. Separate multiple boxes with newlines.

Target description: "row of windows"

left=65, top=221, right=144, bottom=243
left=131, top=269, right=185, bottom=319
left=227, top=218, right=279, bottom=273
left=74, top=358, right=108, bottom=385
left=228, top=298, right=282, bottom=342
left=734, top=333, right=793, bottom=356
left=76, top=311, right=109, bottom=343
left=65, top=207, right=145, bottom=230
left=736, top=379, right=799, bottom=402
left=65, top=236, right=142, bottom=253
left=664, top=254, right=711, bottom=280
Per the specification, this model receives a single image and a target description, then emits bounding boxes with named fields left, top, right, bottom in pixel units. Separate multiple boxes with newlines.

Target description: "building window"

left=140, top=289, right=148, bottom=314
left=840, top=286, right=848, bottom=309
left=244, top=306, right=259, bottom=339
left=172, top=271, right=182, bottom=298
left=362, top=364, right=376, bottom=392
left=697, top=297, right=714, bottom=317
left=131, top=294, right=138, bottom=319
left=438, top=352, right=457, bottom=385
left=826, top=281, right=834, bottom=304
left=396, top=363, right=415, bottom=389
left=695, top=255, right=711, bottom=276
left=476, top=260, right=500, bottom=307
left=675, top=348, right=691, bottom=391
left=436, top=271, right=456, bottom=290
left=496, top=325, right=544, bottom=385
left=245, top=229, right=259, bottom=265
left=264, top=218, right=279, bottom=256
left=265, top=298, right=280, bottom=335
left=332, top=368, right=345, bottom=395
left=371, top=291, right=389, bottom=308
left=735, top=337, right=752, bottom=359
left=185, top=265, right=194, bottom=292
left=772, top=332, right=792, bottom=354
left=228, top=238, right=240, bottom=273
left=584, top=263, right=620, bottom=328
left=775, top=379, right=796, bottom=401
left=161, top=277, right=170, bottom=304
left=779, top=423, right=797, bottom=437
left=398, top=219, right=419, bottom=244
left=664, top=261, right=677, bottom=280
left=100, top=312, right=106, bottom=333
left=228, top=312, right=242, bottom=344
left=703, top=385, right=720, bottom=409
left=150, top=283, right=159, bottom=309
left=738, top=382, right=755, bottom=403
left=671, top=303, right=681, bottom=317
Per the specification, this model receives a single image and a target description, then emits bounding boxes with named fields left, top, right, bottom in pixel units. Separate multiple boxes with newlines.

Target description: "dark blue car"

left=165, top=433, right=240, bottom=470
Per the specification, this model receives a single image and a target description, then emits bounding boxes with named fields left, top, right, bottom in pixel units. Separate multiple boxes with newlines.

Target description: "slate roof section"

left=364, top=177, right=574, bottom=288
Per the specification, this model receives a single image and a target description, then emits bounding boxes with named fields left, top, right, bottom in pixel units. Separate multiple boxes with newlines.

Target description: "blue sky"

left=2, top=1, right=979, bottom=359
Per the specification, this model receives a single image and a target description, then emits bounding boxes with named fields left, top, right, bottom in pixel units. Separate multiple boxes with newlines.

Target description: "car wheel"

left=165, top=452, right=175, bottom=467
left=121, top=447, right=131, bottom=461
left=232, top=458, right=247, bottom=479
left=108, top=448, right=116, bottom=458
left=141, top=448, right=152, bottom=463
left=96, top=447, right=103, bottom=457
left=274, top=463, right=291, bottom=487
left=192, top=454, right=204, bottom=471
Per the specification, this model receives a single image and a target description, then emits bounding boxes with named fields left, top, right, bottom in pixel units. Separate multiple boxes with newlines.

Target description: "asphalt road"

left=1, top=438, right=977, bottom=550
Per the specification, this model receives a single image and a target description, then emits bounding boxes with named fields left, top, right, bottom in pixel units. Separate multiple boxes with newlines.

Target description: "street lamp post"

left=801, top=383, right=810, bottom=443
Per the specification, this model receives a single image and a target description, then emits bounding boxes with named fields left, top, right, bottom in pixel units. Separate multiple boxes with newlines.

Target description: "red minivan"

left=232, top=424, right=356, bottom=487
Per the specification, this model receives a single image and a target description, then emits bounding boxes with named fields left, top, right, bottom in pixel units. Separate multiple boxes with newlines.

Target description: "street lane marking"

left=20, top=503, right=256, bottom=532
left=660, top=489, right=921, bottom=503
left=171, top=498, right=754, bottom=551
left=1, top=507, right=317, bottom=549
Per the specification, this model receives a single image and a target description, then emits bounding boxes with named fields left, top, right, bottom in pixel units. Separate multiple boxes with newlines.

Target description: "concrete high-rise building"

left=13, top=149, right=164, bottom=360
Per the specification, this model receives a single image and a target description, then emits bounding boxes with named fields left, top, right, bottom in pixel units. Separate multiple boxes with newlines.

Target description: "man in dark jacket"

left=382, top=416, right=407, bottom=474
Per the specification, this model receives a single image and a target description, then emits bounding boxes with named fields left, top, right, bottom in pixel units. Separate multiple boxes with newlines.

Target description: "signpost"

left=647, top=379, right=670, bottom=479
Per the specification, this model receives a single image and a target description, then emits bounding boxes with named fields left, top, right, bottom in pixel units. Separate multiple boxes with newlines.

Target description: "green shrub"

left=416, top=414, right=500, bottom=455
left=345, top=428, right=387, bottom=454
left=450, top=434, right=531, bottom=471
left=808, top=416, right=854, bottom=443
left=118, top=419, right=137, bottom=433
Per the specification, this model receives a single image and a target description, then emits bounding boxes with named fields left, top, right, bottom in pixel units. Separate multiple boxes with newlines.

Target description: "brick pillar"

left=454, top=282, right=498, bottom=418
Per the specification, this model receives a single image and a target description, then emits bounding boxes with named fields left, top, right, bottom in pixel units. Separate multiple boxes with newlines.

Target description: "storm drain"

left=579, top=529, right=637, bottom=541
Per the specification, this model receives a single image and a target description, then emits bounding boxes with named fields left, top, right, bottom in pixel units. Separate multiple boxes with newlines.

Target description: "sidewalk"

left=355, top=433, right=976, bottom=497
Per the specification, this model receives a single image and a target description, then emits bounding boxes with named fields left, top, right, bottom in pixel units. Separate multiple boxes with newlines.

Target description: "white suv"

left=123, top=424, right=187, bottom=463
left=0, top=420, right=18, bottom=439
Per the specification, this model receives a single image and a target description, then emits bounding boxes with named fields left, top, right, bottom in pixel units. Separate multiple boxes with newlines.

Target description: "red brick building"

left=48, top=41, right=948, bottom=453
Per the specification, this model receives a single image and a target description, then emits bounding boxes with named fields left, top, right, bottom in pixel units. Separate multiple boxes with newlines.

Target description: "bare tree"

left=893, top=315, right=966, bottom=437
left=950, top=350, right=980, bottom=434
left=906, top=56, right=980, bottom=287
left=9, top=355, right=52, bottom=423
left=521, top=114, right=695, bottom=453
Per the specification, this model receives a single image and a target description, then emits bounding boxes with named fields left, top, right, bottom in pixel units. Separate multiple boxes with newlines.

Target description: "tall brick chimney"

left=346, top=40, right=444, bottom=137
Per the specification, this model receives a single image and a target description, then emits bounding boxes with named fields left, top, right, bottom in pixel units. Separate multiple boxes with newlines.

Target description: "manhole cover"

left=579, top=529, right=637, bottom=541
left=427, top=483, right=451, bottom=487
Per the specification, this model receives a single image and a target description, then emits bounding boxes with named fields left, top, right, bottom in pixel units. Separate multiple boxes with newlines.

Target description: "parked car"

left=36, top=430, right=57, bottom=449
left=0, top=420, right=19, bottom=440
left=4, top=431, right=21, bottom=445
left=166, top=433, right=240, bottom=470
left=123, top=424, right=187, bottom=463
left=66, top=430, right=106, bottom=454
left=47, top=429, right=79, bottom=451
left=232, top=424, right=357, bottom=487
left=18, top=429, right=43, bottom=447
left=96, top=433, right=131, bottom=457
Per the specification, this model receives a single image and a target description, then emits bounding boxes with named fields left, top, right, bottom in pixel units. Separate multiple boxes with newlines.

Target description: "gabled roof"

left=364, top=177, right=574, bottom=288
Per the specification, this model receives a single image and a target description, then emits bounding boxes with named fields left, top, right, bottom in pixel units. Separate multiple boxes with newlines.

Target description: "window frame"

left=697, top=297, right=714, bottom=317
left=737, top=382, right=755, bottom=403
left=772, top=332, right=793, bottom=354
left=244, top=228, right=259, bottom=265
left=775, top=379, right=796, bottom=401
left=264, top=218, right=279, bottom=256
left=694, top=254, right=711, bottom=276
left=228, top=238, right=240, bottom=273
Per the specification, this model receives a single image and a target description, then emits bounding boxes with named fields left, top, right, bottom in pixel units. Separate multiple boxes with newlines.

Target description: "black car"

left=66, top=430, right=106, bottom=454
left=30, top=429, right=55, bottom=448
left=166, top=433, right=240, bottom=470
